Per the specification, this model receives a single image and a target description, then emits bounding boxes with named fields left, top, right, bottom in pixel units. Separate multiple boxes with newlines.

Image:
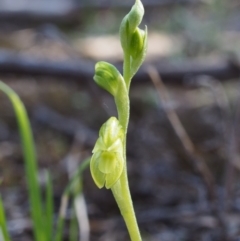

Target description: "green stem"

left=111, top=169, right=142, bottom=241
left=111, top=55, right=142, bottom=241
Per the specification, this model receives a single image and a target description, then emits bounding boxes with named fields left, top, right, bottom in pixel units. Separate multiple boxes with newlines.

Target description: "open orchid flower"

left=90, top=117, right=124, bottom=189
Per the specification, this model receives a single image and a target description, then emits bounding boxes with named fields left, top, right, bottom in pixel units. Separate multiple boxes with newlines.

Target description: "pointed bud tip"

left=120, top=0, right=145, bottom=52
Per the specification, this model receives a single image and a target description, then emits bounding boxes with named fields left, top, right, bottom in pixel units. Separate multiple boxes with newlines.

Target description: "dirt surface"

left=0, top=75, right=240, bottom=241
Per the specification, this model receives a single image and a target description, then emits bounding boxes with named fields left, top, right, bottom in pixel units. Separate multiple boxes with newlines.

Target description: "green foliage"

left=44, top=171, right=54, bottom=241
left=0, top=81, right=53, bottom=241
left=54, top=158, right=90, bottom=241
left=0, top=195, right=11, bottom=241
left=0, top=82, right=90, bottom=241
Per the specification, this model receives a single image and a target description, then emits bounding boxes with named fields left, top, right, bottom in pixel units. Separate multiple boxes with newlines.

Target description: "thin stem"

left=112, top=169, right=141, bottom=241
left=111, top=56, right=142, bottom=241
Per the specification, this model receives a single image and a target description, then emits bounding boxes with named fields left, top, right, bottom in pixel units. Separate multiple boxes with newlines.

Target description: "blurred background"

left=0, top=0, right=240, bottom=240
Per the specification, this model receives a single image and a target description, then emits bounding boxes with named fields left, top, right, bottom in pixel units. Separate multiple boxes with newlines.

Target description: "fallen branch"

left=0, top=50, right=239, bottom=85
left=0, top=0, right=78, bottom=24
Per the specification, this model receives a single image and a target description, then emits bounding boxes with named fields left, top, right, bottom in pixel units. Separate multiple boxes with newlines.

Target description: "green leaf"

left=0, top=195, right=11, bottom=241
left=0, top=81, right=45, bottom=241
left=54, top=195, right=68, bottom=241
left=54, top=158, right=90, bottom=241
left=44, top=171, right=54, bottom=241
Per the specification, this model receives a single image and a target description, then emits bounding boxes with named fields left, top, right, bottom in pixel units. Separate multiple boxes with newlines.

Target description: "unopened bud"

left=94, top=62, right=123, bottom=96
left=130, top=26, right=148, bottom=77
left=120, top=0, right=144, bottom=52
left=129, top=28, right=145, bottom=59
left=119, top=0, right=147, bottom=79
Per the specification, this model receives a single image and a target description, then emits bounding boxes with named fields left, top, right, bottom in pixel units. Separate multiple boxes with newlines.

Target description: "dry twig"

left=0, top=50, right=239, bottom=84
left=146, top=66, right=216, bottom=202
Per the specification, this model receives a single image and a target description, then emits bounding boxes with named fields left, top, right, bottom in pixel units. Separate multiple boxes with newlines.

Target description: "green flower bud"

left=120, top=0, right=144, bottom=52
left=90, top=117, right=124, bottom=189
left=93, top=61, right=123, bottom=96
left=130, top=25, right=148, bottom=77
left=129, top=27, right=145, bottom=59
left=119, top=0, right=148, bottom=79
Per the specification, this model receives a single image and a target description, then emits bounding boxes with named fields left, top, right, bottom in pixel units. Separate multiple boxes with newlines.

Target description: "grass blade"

left=64, top=158, right=90, bottom=197
left=73, top=194, right=90, bottom=241
left=54, top=195, right=68, bottom=241
left=44, top=171, right=54, bottom=241
left=0, top=81, right=45, bottom=241
left=69, top=210, right=78, bottom=241
left=0, top=195, right=11, bottom=241
left=54, top=158, right=90, bottom=241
